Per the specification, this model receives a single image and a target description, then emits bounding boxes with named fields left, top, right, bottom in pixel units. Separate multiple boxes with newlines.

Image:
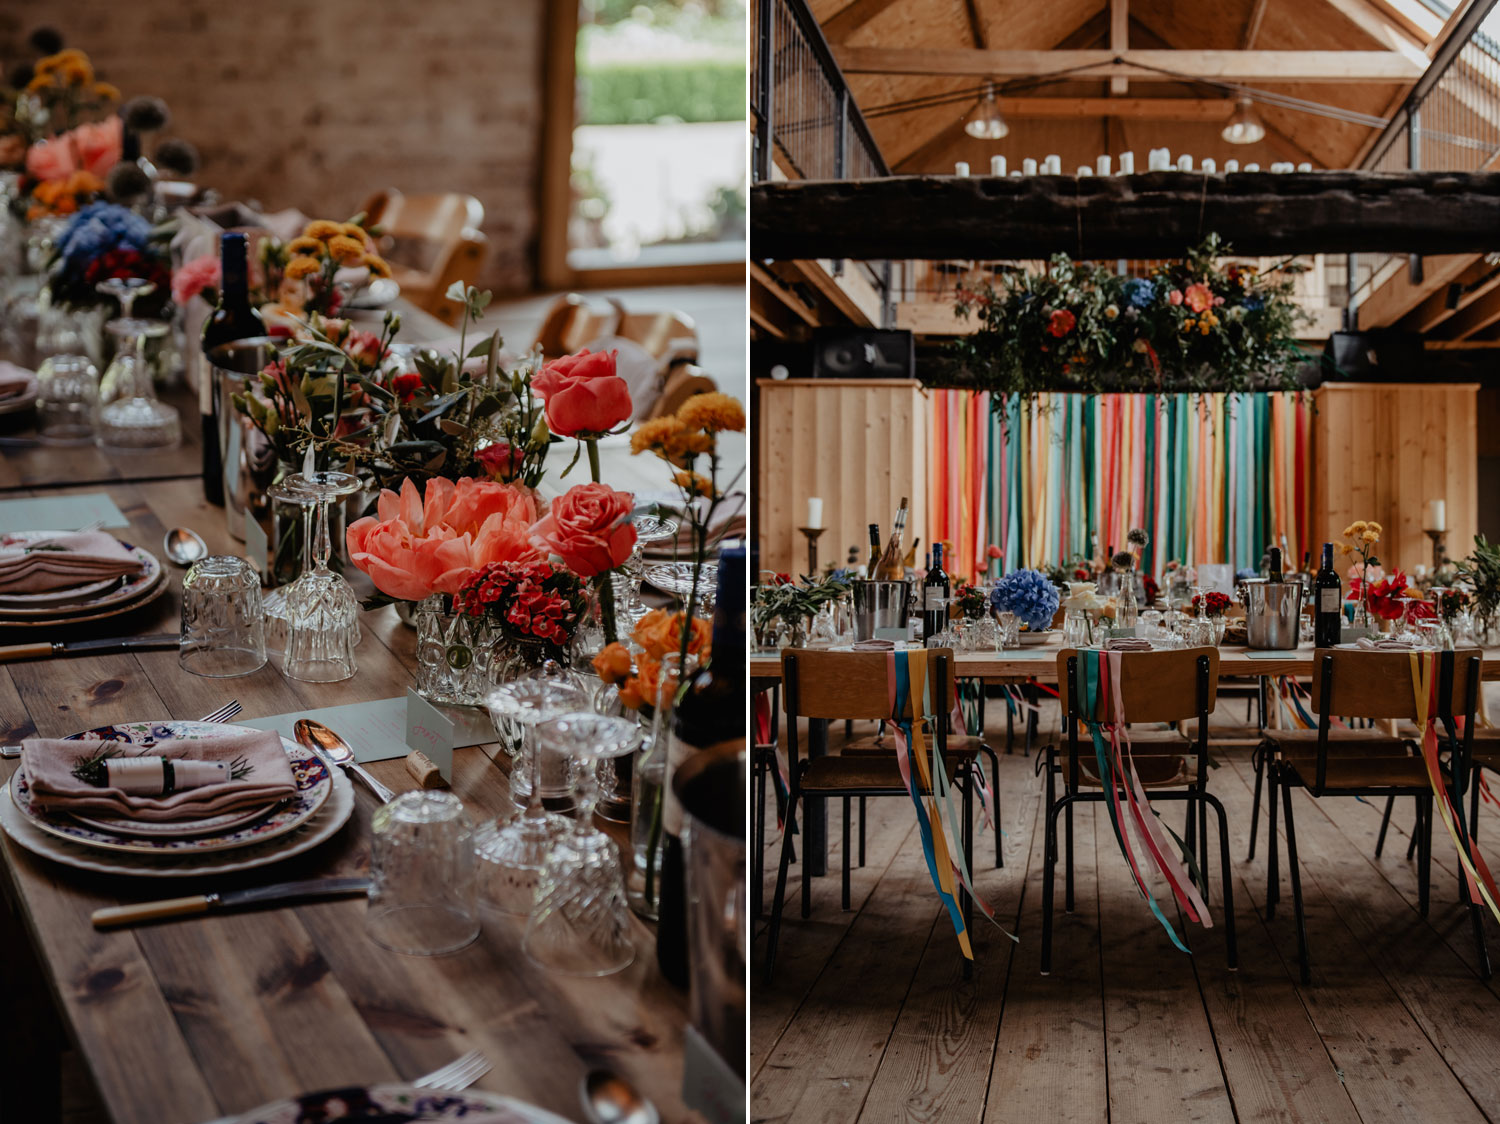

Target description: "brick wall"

left=1, top=0, right=549, bottom=292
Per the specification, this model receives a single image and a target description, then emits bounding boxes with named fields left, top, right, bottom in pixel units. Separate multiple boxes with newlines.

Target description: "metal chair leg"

left=963, top=773, right=975, bottom=981
left=1375, top=793, right=1395, bottom=858
left=980, top=745, right=1002, bottom=868
left=764, top=792, right=801, bottom=984
left=1064, top=800, right=1075, bottom=913
left=752, top=756, right=766, bottom=918
left=801, top=795, right=817, bottom=919
left=841, top=796, right=852, bottom=911
left=1248, top=743, right=1265, bottom=861
left=1280, top=779, right=1310, bottom=985
left=1266, top=762, right=1281, bottom=919
left=1418, top=792, right=1433, bottom=918
left=858, top=796, right=866, bottom=867
left=1204, top=791, right=1238, bottom=970
left=1041, top=798, right=1069, bottom=976
left=1407, top=795, right=1422, bottom=862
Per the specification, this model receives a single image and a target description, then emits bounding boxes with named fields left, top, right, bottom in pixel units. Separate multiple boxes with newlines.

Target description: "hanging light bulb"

left=964, top=83, right=1009, bottom=140
left=1221, top=96, right=1266, bottom=145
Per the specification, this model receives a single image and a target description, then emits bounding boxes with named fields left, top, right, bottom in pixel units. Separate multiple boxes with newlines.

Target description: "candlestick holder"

left=1424, top=529, right=1448, bottom=573
left=798, top=526, right=826, bottom=576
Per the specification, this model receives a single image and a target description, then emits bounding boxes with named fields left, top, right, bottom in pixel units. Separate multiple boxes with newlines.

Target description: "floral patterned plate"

left=0, top=532, right=162, bottom=617
left=226, top=1085, right=571, bottom=1124
left=9, top=721, right=331, bottom=854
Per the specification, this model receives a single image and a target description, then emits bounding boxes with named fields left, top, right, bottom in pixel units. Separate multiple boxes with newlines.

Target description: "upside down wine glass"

left=95, top=276, right=178, bottom=450
left=281, top=470, right=362, bottom=682
left=525, top=712, right=643, bottom=975
left=477, top=677, right=590, bottom=915
left=612, top=514, right=679, bottom=627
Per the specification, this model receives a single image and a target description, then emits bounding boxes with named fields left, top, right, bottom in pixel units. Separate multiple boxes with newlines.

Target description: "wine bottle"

left=200, top=232, right=262, bottom=507
left=656, top=545, right=745, bottom=987
left=922, top=542, right=949, bottom=645
left=1314, top=542, right=1342, bottom=648
left=866, top=523, right=882, bottom=578
left=876, top=497, right=908, bottom=579
left=1268, top=546, right=1284, bottom=583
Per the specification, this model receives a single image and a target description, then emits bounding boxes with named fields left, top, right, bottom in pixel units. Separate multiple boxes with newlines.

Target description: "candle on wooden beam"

left=1118, top=151, right=1135, bottom=174
left=1225, top=159, right=1240, bottom=172
left=1022, top=158, right=1037, bottom=176
left=1201, top=157, right=1216, bottom=173
left=1177, top=154, right=1193, bottom=171
left=1044, top=154, right=1061, bottom=174
left=1096, top=154, right=1111, bottom=175
left=990, top=155, right=1007, bottom=176
left=954, top=161, right=970, bottom=177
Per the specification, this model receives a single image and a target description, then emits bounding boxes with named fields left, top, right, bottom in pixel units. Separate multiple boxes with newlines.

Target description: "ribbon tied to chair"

left=1078, top=649, right=1213, bottom=952
left=1409, top=651, right=1500, bottom=925
left=886, top=649, right=1014, bottom=959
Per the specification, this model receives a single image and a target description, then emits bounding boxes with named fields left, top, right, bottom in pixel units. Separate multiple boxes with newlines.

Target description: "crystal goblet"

left=613, top=514, right=679, bottom=627
left=476, top=676, right=590, bottom=915
left=524, top=712, right=643, bottom=975
left=95, top=318, right=178, bottom=450
left=280, top=470, right=362, bottom=682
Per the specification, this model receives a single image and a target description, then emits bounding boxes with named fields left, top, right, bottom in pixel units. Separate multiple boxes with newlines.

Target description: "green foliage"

left=578, top=60, right=745, bottom=125
left=944, top=236, right=1311, bottom=408
left=752, top=572, right=853, bottom=630
left=1458, top=534, right=1500, bottom=623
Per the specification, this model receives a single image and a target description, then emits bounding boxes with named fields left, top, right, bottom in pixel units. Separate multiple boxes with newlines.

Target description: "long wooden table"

left=0, top=298, right=700, bottom=1123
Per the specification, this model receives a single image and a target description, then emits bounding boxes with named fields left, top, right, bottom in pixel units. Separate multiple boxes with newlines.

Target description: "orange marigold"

left=677, top=391, right=745, bottom=433
left=673, top=470, right=714, bottom=497
left=285, top=257, right=322, bottom=281
left=287, top=236, right=324, bottom=256
left=327, top=235, right=366, bottom=264
left=303, top=219, right=342, bottom=240
left=630, top=415, right=686, bottom=457
left=92, top=82, right=120, bottom=102
left=339, top=222, right=368, bottom=242
left=363, top=254, right=392, bottom=279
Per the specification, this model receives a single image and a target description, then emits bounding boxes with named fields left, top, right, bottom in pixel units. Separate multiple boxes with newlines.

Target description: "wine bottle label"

left=925, top=587, right=943, bottom=611
left=1320, top=588, right=1340, bottom=611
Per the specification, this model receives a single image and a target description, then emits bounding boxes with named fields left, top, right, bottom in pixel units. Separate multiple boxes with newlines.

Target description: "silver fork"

left=412, top=1049, right=491, bottom=1091
left=1, top=700, right=242, bottom=757
left=24, top=519, right=107, bottom=552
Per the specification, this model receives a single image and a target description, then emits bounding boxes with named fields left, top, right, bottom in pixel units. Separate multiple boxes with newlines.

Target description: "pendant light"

left=1221, top=96, right=1267, bottom=145
left=964, top=83, right=1009, bottom=140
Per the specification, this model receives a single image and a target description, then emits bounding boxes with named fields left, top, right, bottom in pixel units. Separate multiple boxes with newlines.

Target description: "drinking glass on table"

left=280, top=470, right=362, bottom=683
left=36, top=353, right=99, bottom=444
left=95, top=318, right=178, bottom=450
left=366, top=790, right=480, bottom=956
left=524, top=712, right=643, bottom=975
left=179, top=555, right=266, bottom=677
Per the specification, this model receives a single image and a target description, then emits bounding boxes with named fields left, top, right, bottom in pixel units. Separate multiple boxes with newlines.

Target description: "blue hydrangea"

left=55, top=202, right=152, bottom=273
left=990, top=568, right=1060, bottom=632
left=1243, top=295, right=1264, bottom=312
left=1124, top=277, right=1155, bottom=309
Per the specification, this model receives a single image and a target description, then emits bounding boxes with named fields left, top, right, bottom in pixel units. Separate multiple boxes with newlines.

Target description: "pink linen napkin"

left=1356, top=637, right=1415, bottom=651
left=21, top=731, right=298, bottom=821
left=851, top=638, right=897, bottom=651
left=0, top=530, right=145, bottom=594
left=1105, top=637, right=1154, bottom=651
left=0, top=361, right=35, bottom=400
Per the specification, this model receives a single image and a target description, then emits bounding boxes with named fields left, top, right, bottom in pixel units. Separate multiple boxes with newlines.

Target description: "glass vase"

left=414, top=594, right=504, bottom=707
left=628, top=652, right=697, bottom=920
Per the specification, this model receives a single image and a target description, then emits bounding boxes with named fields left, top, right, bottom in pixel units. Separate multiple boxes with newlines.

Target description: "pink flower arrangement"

left=172, top=254, right=220, bottom=306
left=25, top=116, right=122, bottom=183
left=346, top=477, right=539, bottom=602
left=531, top=482, right=636, bottom=579
left=1184, top=283, right=1213, bottom=313
left=532, top=349, right=633, bottom=438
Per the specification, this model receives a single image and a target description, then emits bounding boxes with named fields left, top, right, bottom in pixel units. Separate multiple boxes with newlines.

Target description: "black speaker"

left=811, top=328, right=914, bottom=380
left=1322, top=330, right=1423, bottom=382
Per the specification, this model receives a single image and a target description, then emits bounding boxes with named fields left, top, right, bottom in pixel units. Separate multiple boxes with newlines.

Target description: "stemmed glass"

left=645, top=561, right=715, bottom=616
left=524, top=712, right=643, bottom=975
left=477, top=677, right=590, bottom=915
left=1395, top=596, right=1429, bottom=647
left=94, top=277, right=177, bottom=449
left=281, top=470, right=362, bottom=682
left=613, top=514, right=679, bottom=626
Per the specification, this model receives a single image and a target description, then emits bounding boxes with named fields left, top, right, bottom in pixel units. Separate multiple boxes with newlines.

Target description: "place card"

left=682, top=1024, right=745, bottom=1124
left=402, top=689, right=496, bottom=783
left=244, top=510, right=269, bottom=582
left=0, top=492, right=129, bottom=534
left=1245, top=650, right=1302, bottom=659
left=242, top=696, right=413, bottom=763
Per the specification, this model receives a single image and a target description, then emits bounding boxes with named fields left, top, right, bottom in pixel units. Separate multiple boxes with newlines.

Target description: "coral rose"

left=530, top=482, right=636, bottom=578
left=346, top=476, right=539, bottom=602
left=592, top=642, right=633, bottom=684
left=532, top=348, right=633, bottom=437
left=1184, top=283, right=1213, bottom=313
left=25, top=116, right=122, bottom=183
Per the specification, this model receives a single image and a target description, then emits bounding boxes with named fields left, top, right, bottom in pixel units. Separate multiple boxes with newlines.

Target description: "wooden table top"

left=0, top=476, right=696, bottom=1123
left=750, top=641, right=1500, bottom=682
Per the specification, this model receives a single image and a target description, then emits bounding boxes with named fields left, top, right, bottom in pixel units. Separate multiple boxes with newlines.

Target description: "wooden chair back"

left=780, top=648, right=959, bottom=721
left=1056, top=646, right=1221, bottom=725
left=363, top=190, right=484, bottom=252
left=1309, top=648, right=1482, bottom=722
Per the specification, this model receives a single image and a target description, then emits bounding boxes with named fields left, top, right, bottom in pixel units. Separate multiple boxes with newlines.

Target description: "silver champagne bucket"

left=852, top=579, right=911, bottom=642
left=1241, top=579, right=1304, bottom=649
left=208, top=337, right=281, bottom=542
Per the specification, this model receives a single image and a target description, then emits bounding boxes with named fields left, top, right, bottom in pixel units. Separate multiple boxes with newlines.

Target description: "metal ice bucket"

left=208, top=337, right=282, bottom=542
left=852, top=579, right=911, bottom=642
left=1241, top=579, right=1304, bottom=649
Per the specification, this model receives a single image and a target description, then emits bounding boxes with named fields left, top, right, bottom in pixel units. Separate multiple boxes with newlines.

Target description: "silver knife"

left=91, top=876, right=369, bottom=929
left=0, top=634, right=179, bottom=663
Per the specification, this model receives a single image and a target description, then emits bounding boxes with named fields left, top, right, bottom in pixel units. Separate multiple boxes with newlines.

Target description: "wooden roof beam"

left=821, top=0, right=904, bottom=44
left=833, top=47, right=1426, bottom=83
left=1395, top=258, right=1500, bottom=332
left=1432, top=281, right=1500, bottom=339
left=1110, top=0, right=1130, bottom=95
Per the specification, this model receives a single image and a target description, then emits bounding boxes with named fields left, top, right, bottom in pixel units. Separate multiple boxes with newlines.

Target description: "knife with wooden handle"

left=0, top=634, right=179, bottom=663
left=91, top=877, right=369, bottom=928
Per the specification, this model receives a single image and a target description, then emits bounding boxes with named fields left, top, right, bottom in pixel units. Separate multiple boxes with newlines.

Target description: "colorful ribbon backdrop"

left=926, top=392, right=1313, bottom=583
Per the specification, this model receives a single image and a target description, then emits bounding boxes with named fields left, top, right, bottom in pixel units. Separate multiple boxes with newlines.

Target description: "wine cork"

left=405, top=750, right=446, bottom=789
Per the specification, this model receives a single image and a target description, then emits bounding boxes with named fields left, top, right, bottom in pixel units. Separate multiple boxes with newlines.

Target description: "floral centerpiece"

left=748, top=571, right=851, bottom=648
left=1458, top=535, right=1500, bottom=641
left=1192, top=591, right=1232, bottom=618
left=951, top=581, right=989, bottom=621
left=45, top=201, right=169, bottom=309
left=1437, top=588, right=1471, bottom=626
left=1335, top=519, right=1383, bottom=629
left=947, top=235, right=1309, bottom=406
left=258, top=217, right=392, bottom=323
left=990, top=568, right=1060, bottom=633
left=451, top=559, right=589, bottom=667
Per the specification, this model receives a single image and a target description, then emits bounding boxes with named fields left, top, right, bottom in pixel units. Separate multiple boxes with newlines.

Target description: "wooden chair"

left=764, top=649, right=980, bottom=984
left=1264, top=649, right=1487, bottom=984
left=1045, top=646, right=1237, bottom=974
left=751, top=681, right=785, bottom=919
left=361, top=190, right=487, bottom=327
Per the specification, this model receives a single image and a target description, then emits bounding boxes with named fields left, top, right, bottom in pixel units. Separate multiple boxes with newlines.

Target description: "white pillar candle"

left=1009, top=169, right=1023, bottom=177
left=1427, top=499, right=1446, bottom=531
left=954, top=161, right=970, bottom=177
left=990, top=155, right=1007, bottom=176
left=1177, top=154, right=1193, bottom=171
left=1149, top=148, right=1170, bottom=171
left=1044, top=154, right=1061, bottom=174
left=1225, top=159, right=1239, bottom=173
left=1201, top=157, right=1216, bottom=173
left=1245, top=163, right=1260, bottom=172
left=1118, top=151, right=1135, bottom=174
left=1298, top=162, right=1313, bottom=172
left=1076, top=165, right=1093, bottom=176
left=806, top=497, right=823, bottom=529
left=1022, top=158, right=1038, bottom=176
left=1096, top=154, right=1111, bottom=175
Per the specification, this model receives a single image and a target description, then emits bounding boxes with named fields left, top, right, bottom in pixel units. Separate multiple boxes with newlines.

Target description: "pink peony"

left=172, top=254, right=220, bottom=306
left=1184, top=283, right=1213, bottom=313
left=26, top=116, right=122, bottom=183
left=346, top=477, right=539, bottom=602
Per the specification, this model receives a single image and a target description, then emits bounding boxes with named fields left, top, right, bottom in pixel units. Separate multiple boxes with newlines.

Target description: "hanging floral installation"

left=943, top=236, right=1311, bottom=403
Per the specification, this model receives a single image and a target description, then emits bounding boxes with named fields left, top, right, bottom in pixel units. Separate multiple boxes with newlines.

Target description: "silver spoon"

left=581, top=1070, right=659, bottom=1124
left=294, top=719, right=396, bottom=804
left=162, top=527, right=208, bottom=567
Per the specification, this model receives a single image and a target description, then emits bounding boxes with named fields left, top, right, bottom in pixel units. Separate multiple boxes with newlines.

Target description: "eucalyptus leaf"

left=438, top=419, right=470, bottom=437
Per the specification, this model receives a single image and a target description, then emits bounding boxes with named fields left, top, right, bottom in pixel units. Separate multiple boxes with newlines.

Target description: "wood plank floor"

left=752, top=701, right=1500, bottom=1124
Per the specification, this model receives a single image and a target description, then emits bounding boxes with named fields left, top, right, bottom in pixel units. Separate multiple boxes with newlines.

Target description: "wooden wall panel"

left=755, top=380, right=931, bottom=578
left=1312, top=383, right=1479, bottom=575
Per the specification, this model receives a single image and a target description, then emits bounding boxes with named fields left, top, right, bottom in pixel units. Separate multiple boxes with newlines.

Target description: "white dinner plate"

left=224, top=1085, right=572, bottom=1124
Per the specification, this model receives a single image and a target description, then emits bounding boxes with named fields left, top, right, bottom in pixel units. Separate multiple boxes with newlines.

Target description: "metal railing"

left=750, top=0, right=888, bottom=184
left=1351, top=0, right=1500, bottom=310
